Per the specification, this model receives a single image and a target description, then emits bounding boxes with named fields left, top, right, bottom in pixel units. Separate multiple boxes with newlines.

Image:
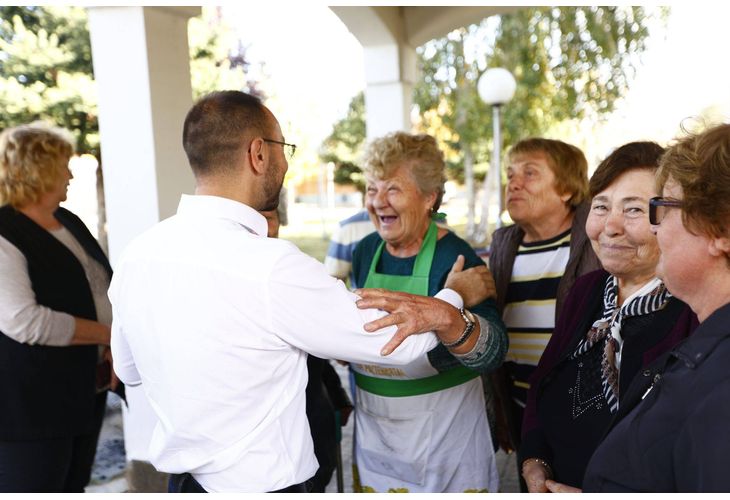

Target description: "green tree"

left=319, top=92, right=367, bottom=193
left=0, top=6, right=261, bottom=155
left=0, top=6, right=98, bottom=154
left=414, top=6, right=658, bottom=242
left=0, top=6, right=262, bottom=249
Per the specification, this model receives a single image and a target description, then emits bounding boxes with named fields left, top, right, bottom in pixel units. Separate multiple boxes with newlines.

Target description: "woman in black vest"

left=0, top=123, right=115, bottom=492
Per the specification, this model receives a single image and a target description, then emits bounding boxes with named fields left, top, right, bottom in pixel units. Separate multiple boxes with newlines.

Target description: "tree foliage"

left=0, top=6, right=97, bottom=154
left=0, top=6, right=261, bottom=157
left=415, top=6, right=654, bottom=171
left=319, top=92, right=367, bottom=193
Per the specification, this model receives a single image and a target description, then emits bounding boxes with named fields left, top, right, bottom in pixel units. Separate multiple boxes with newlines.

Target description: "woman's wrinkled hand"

left=444, top=255, right=496, bottom=307
left=545, top=479, right=582, bottom=493
left=522, top=459, right=551, bottom=493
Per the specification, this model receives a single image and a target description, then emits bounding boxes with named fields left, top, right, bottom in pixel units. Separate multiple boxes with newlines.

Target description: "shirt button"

left=642, top=369, right=651, bottom=377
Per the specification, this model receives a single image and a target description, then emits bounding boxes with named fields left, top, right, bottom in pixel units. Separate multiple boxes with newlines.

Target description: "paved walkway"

left=87, top=366, right=520, bottom=493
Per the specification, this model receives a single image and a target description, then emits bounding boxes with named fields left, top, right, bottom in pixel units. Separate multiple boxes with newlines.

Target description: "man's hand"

left=354, top=288, right=460, bottom=356
left=444, top=255, right=496, bottom=307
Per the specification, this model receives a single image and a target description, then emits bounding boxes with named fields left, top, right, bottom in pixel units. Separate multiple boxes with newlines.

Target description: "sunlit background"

left=7, top=4, right=728, bottom=256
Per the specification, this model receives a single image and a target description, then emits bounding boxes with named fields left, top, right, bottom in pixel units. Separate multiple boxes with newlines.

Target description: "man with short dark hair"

left=109, top=91, right=484, bottom=493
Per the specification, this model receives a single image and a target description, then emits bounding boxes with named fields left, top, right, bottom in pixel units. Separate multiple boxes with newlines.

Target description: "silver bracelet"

left=441, top=308, right=475, bottom=348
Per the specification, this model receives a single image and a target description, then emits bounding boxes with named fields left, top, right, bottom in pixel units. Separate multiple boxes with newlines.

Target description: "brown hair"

left=508, top=137, right=589, bottom=209
left=589, top=141, right=665, bottom=197
left=362, top=131, right=446, bottom=211
left=0, top=122, right=74, bottom=208
left=183, top=91, right=271, bottom=177
left=656, top=123, right=730, bottom=239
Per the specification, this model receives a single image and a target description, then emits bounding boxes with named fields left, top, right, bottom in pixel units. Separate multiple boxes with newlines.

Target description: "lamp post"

left=477, top=68, right=516, bottom=236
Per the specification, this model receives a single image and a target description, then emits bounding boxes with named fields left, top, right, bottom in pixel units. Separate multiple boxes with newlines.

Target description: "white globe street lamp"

left=477, top=68, right=516, bottom=235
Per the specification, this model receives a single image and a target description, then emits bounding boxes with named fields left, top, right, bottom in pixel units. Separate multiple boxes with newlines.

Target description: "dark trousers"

left=169, top=473, right=310, bottom=493
left=0, top=391, right=107, bottom=492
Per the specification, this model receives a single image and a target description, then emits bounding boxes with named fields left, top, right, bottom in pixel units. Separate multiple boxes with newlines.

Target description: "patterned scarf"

left=572, top=276, right=671, bottom=413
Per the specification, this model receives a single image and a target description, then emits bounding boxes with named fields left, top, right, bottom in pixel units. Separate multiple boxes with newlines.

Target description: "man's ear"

left=247, top=137, right=267, bottom=175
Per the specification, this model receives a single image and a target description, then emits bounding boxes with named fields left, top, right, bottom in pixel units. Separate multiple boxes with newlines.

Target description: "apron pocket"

left=357, top=406, right=432, bottom=486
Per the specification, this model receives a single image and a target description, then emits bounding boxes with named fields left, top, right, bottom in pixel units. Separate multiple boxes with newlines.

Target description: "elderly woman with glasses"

left=518, top=141, right=698, bottom=493
left=582, top=123, right=730, bottom=492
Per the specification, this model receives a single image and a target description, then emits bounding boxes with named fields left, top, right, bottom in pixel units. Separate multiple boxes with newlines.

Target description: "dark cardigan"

left=519, top=269, right=699, bottom=483
left=0, top=205, right=112, bottom=440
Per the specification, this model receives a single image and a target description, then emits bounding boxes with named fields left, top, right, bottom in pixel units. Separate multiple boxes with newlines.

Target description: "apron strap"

left=364, top=221, right=438, bottom=289
left=354, top=365, right=479, bottom=397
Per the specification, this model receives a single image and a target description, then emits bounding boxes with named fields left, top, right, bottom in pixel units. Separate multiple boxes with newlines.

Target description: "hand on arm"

left=354, top=288, right=480, bottom=356
left=445, top=255, right=496, bottom=307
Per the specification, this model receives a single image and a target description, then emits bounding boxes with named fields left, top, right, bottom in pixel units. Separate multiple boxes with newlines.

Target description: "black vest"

left=0, top=205, right=112, bottom=440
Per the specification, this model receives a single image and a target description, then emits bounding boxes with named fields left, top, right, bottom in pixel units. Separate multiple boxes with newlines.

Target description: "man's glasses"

left=649, top=197, right=683, bottom=225
left=263, top=139, right=297, bottom=160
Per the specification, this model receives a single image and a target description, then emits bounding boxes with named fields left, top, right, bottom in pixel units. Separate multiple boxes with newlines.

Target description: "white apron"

left=352, top=223, right=499, bottom=492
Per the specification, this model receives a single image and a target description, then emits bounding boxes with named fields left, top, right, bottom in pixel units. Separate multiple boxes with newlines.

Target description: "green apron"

left=354, top=221, right=478, bottom=397
left=352, top=222, right=498, bottom=492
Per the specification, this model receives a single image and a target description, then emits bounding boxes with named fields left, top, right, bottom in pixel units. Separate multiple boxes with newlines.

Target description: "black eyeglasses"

left=649, top=196, right=683, bottom=225
left=263, top=139, right=297, bottom=160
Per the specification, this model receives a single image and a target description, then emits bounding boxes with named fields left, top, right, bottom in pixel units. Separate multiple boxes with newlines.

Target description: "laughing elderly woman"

left=0, top=123, right=113, bottom=492
left=583, top=123, right=730, bottom=492
left=350, top=132, right=508, bottom=493
left=518, top=141, right=698, bottom=492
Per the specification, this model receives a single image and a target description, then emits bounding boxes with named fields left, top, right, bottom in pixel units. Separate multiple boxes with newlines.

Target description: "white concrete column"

left=87, top=6, right=199, bottom=265
left=332, top=6, right=517, bottom=140
left=330, top=7, right=417, bottom=140
left=87, top=6, right=199, bottom=468
left=363, top=43, right=416, bottom=139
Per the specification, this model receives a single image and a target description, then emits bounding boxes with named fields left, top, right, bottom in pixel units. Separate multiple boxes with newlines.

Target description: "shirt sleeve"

left=323, top=253, right=351, bottom=281
left=453, top=304, right=508, bottom=373
left=0, top=234, right=75, bottom=346
left=269, top=249, right=460, bottom=366
left=443, top=240, right=508, bottom=373
left=108, top=268, right=142, bottom=386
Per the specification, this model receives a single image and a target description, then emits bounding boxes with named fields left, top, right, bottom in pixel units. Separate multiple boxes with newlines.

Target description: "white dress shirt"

left=109, top=194, right=461, bottom=492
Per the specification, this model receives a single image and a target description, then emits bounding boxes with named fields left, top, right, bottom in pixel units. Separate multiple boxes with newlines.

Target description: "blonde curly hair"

left=0, top=122, right=75, bottom=208
left=362, top=131, right=446, bottom=211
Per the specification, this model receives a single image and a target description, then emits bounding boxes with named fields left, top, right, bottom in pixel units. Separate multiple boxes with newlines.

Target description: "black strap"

left=168, top=473, right=311, bottom=493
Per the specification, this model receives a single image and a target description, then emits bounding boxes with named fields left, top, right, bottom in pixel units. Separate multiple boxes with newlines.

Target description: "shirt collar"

left=176, top=194, right=268, bottom=237
left=672, top=301, right=730, bottom=368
